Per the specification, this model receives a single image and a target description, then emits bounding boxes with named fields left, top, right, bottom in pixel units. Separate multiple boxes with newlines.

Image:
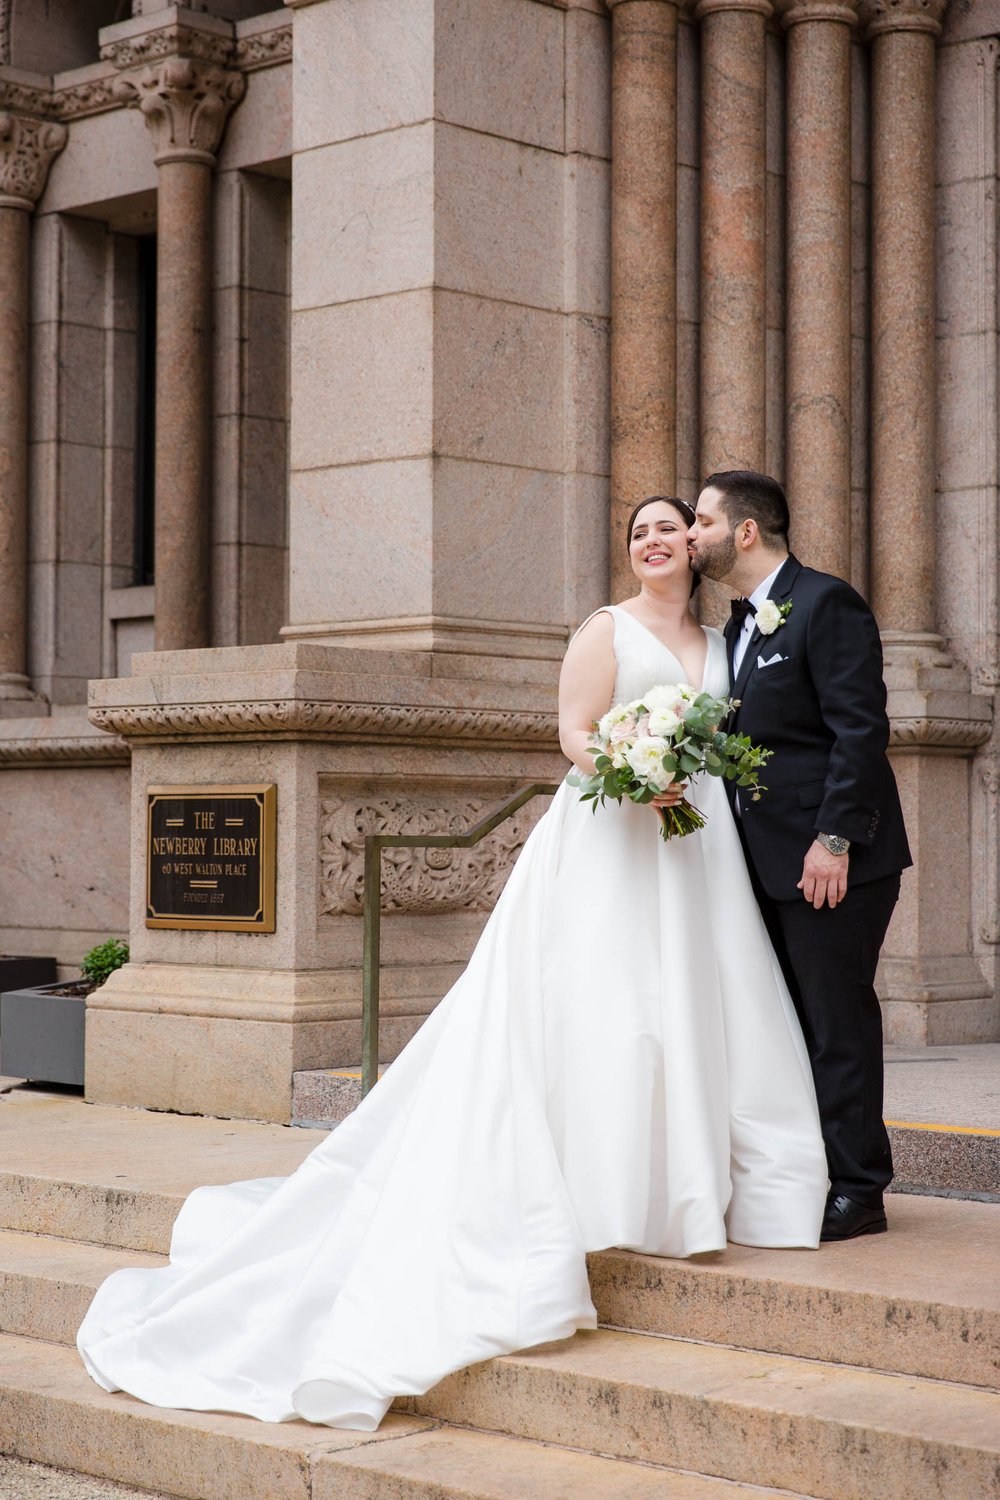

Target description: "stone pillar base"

left=85, top=960, right=466, bottom=1123
left=85, top=641, right=564, bottom=1122
left=878, top=956, right=1000, bottom=1045
left=0, top=674, right=46, bottom=718
left=881, top=633, right=997, bottom=1045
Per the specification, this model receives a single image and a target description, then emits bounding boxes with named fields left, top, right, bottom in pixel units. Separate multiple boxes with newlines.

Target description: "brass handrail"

left=361, top=782, right=560, bottom=1097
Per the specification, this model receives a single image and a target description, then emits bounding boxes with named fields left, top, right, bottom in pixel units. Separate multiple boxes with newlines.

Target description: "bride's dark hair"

left=626, top=495, right=701, bottom=592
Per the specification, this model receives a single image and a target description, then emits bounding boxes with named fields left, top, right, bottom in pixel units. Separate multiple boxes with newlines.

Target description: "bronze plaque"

left=146, top=784, right=277, bottom=932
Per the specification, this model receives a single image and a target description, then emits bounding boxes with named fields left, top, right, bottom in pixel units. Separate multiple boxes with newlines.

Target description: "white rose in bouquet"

left=642, top=684, right=686, bottom=714
left=647, top=707, right=681, bottom=738
left=625, top=736, right=672, bottom=790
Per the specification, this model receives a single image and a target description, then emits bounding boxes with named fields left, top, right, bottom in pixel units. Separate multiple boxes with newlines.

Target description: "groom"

left=687, top=470, right=911, bottom=1241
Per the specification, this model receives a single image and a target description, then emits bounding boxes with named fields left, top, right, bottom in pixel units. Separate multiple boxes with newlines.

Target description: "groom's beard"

left=690, top=530, right=738, bottom=584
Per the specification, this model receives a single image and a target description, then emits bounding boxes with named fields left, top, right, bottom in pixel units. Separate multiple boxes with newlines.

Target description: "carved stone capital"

left=114, top=55, right=245, bottom=167
left=0, top=111, right=67, bottom=210
left=859, top=0, right=948, bottom=38
left=776, top=0, right=860, bottom=26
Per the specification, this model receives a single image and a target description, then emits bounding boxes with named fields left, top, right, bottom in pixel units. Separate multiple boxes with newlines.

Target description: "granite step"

left=2, top=1096, right=997, bottom=1391
left=412, top=1327, right=1000, bottom=1500
left=590, top=1193, right=1000, bottom=1390
left=0, top=1334, right=808, bottom=1500
left=3, top=1202, right=997, bottom=1395
left=0, top=1230, right=165, bottom=1345
left=0, top=1331, right=433, bottom=1500
left=886, top=1120, right=999, bottom=1198
left=0, top=1092, right=314, bottom=1253
left=312, top=1425, right=810, bottom=1498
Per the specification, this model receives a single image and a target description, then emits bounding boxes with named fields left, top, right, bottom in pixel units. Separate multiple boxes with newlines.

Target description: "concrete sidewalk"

left=884, top=1042, right=1000, bottom=1130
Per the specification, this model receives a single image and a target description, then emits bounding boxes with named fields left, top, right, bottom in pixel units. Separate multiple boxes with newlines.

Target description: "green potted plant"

left=0, top=938, right=129, bottom=1087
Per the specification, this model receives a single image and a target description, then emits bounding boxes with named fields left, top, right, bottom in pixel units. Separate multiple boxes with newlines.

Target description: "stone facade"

left=1, top=0, right=999, bottom=1118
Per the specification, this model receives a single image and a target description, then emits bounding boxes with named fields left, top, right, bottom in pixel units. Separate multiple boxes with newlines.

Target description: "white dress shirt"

left=732, top=560, right=787, bottom=677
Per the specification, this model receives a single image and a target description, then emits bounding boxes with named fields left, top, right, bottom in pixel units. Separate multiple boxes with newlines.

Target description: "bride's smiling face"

left=628, top=501, right=693, bottom=588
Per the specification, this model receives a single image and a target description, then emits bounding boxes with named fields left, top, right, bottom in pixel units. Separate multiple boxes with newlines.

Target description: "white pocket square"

left=757, top=652, right=786, bottom=669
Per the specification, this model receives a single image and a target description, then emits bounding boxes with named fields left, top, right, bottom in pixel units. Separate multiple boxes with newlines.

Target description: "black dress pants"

left=743, top=848, right=900, bottom=1206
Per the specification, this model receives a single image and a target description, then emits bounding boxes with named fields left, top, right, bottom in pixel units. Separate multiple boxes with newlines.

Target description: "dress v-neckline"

left=612, top=607, right=711, bottom=694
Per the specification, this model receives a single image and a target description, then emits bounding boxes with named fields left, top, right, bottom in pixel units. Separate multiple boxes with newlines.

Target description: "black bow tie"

left=730, top=597, right=754, bottom=626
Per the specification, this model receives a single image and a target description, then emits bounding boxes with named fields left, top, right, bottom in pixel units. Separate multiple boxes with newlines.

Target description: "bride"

left=78, top=496, right=828, bottom=1432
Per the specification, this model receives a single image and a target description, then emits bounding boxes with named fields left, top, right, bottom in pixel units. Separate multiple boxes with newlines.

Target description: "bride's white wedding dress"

left=78, top=610, right=827, bottom=1431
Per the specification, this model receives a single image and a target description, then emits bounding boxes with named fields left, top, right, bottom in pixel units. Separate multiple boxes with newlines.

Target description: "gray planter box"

left=0, top=981, right=87, bottom=1086
left=0, top=956, right=57, bottom=992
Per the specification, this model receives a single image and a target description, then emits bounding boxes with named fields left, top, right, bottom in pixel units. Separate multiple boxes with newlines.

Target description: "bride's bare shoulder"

left=569, top=607, right=616, bottom=644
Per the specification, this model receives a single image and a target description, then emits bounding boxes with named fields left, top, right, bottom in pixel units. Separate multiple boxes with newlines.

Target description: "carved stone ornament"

left=114, top=55, right=245, bottom=166
left=0, top=72, right=121, bottom=123
left=50, top=74, right=120, bottom=122
left=232, top=22, right=292, bottom=72
left=0, top=732, right=128, bottom=768
left=88, top=699, right=560, bottom=749
left=320, top=796, right=540, bottom=916
left=980, top=764, right=1000, bottom=797
left=859, top=0, right=948, bottom=37
left=0, top=1, right=10, bottom=67
left=100, top=23, right=234, bottom=72
left=0, top=111, right=67, bottom=209
left=888, top=716, right=993, bottom=753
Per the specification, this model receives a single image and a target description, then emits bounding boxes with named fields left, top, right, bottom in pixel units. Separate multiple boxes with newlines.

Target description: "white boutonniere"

left=755, top=600, right=793, bottom=635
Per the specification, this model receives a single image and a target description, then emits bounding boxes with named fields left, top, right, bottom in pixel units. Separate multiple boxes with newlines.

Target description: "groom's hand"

left=798, top=840, right=849, bottom=909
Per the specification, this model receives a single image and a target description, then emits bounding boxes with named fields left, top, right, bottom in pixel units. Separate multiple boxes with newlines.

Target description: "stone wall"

left=0, top=0, right=999, bottom=1084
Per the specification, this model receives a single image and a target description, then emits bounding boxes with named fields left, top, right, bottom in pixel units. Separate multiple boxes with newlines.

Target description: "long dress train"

left=78, top=610, right=828, bottom=1431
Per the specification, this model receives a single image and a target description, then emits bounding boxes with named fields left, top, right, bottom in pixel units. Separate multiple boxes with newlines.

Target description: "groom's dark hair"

left=705, top=470, right=790, bottom=550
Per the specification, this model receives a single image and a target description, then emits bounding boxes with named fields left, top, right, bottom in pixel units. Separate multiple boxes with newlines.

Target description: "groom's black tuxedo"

left=723, top=555, right=910, bottom=899
left=723, top=554, right=910, bottom=1208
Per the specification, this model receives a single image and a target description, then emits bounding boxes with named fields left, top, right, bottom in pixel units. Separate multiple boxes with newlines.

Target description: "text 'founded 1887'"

left=146, top=784, right=277, bottom=932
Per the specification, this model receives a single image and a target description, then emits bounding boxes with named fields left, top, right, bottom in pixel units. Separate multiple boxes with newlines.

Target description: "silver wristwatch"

left=818, top=832, right=851, bottom=856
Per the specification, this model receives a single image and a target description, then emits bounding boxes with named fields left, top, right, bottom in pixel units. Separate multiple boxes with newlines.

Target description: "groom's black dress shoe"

left=821, top=1194, right=887, bottom=1242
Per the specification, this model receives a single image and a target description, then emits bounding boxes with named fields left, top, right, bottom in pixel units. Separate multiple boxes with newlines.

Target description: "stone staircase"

left=0, top=1090, right=998, bottom=1500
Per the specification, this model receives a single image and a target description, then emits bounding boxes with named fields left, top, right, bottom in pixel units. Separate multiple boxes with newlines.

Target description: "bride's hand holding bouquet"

left=569, top=682, right=772, bottom=840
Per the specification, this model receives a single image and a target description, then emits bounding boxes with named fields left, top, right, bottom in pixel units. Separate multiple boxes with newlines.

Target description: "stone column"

left=0, top=112, right=66, bottom=711
left=860, top=0, right=996, bottom=1044
left=696, top=0, right=770, bottom=474
left=777, top=0, right=857, bottom=577
left=606, top=0, right=681, bottom=599
left=863, top=0, right=944, bottom=631
left=114, top=56, right=244, bottom=652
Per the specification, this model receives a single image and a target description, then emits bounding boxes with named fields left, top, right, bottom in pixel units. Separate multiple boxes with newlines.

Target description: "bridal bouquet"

left=569, top=684, right=771, bottom=840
